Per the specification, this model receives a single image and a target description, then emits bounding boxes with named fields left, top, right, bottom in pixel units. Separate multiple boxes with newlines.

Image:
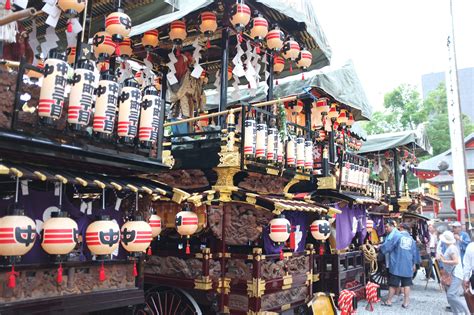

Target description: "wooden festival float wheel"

left=134, top=287, right=202, bottom=315
left=370, top=255, right=389, bottom=290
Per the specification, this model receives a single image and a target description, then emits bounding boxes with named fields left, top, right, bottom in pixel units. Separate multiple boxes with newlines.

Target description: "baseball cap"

left=450, top=222, right=462, bottom=227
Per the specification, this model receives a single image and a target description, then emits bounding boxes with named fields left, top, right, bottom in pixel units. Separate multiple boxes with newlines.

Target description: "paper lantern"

left=230, top=2, right=251, bottom=31
left=139, top=85, right=161, bottom=145
left=121, top=217, right=152, bottom=253
left=282, top=37, right=300, bottom=60
left=169, top=20, right=187, bottom=45
left=85, top=216, right=120, bottom=256
left=304, top=140, right=313, bottom=171
left=41, top=212, right=78, bottom=255
left=38, top=49, right=69, bottom=122
left=118, top=37, right=133, bottom=58
left=296, top=136, right=305, bottom=169
left=276, top=134, right=284, bottom=164
left=250, top=12, right=268, bottom=42
left=175, top=205, right=198, bottom=254
left=310, top=219, right=331, bottom=241
left=27, top=60, right=44, bottom=80
left=274, top=56, right=285, bottom=73
left=93, top=71, right=120, bottom=135
left=266, top=128, right=278, bottom=162
left=199, top=11, right=217, bottom=45
left=296, top=48, right=312, bottom=69
left=316, top=98, right=329, bottom=116
left=58, top=0, right=85, bottom=16
left=148, top=213, right=162, bottom=238
left=105, top=9, right=132, bottom=42
left=268, top=216, right=290, bottom=244
left=317, top=130, right=326, bottom=142
left=0, top=211, right=36, bottom=257
left=337, top=110, right=348, bottom=126
left=347, top=113, right=355, bottom=127
left=366, top=220, right=374, bottom=234
left=118, top=78, right=142, bottom=140
left=286, top=137, right=296, bottom=167
left=255, top=123, right=267, bottom=159
left=327, top=104, right=339, bottom=121
left=92, top=31, right=115, bottom=59
left=243, top=119, right=256, bottom=158
left=266, top=25, right=284, bottom=51
left=142, top=29, right=159, bottom=49
left=66, top=46, right=76, bottom=65
left=68, top=59, right=98, bottom=126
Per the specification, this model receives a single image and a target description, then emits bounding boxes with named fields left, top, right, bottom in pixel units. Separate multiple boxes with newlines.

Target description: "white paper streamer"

left=142, top=58, right=155, bottom=88
left=14, top=0, right=29, bottom=9
left=190, top=38, right=203, bottom=79
left=119, top=60, right=133, bottom=84
left=41, top=26, right=59, bottom=56
left=232, top=44, right=245, bottom=78
left=262, top=53, right=270, bottom=96
left=166, top=46, right=178, bottom=85
left=231, top=75, right=240, bottom=100
left=28, top=20, right=40, bottom=58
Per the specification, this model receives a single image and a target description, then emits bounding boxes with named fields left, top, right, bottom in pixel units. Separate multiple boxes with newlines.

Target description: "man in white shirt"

left=463, top=241, right=474, bottom=313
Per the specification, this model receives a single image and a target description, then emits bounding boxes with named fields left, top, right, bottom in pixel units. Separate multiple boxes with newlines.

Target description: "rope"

left=361, top=243, right=378, bottom=274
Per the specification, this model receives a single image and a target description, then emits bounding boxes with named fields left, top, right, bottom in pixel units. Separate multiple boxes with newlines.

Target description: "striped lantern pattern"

left=282, top=38, right=300, bottom=60
left=366, top=219, right=374, bottom=233
left=304, top=140, right=313, bottom=171
left=286, top=137, right=296, bottom=167
left=250, top=14, right=268, bottom=41
left=310, top=219, right=331, bottom=241
left=255, top=123, right=267, bottom=159
left=175, top=211, right=199, bottom=237
left=0, top=215, right=36, bottom=256
left=244, top=119, right=256, bottom=157
left=121, top=220, right=152, bottom=253
left=149, top=214, right=162, bottom=238
left=266, top=26, right=284, bottom=51
left=93, top=72, right=119, bottom=134
left=142, top=29, right=159, bottom=48
left=58, top=0, right=85, bottom=14
left=273, top=56, right=285, bottom=73
left=117, top=79, right=141, bottom=139
left=266, top=128, right=278, bottom=162
left=92, top=31, right=116, bottom=58
left=268, top=217, right=291, bottom=244
left=105, top=11, right=132, bottom=40
left=119, top=37, right=133, bottom=58
left=139, top=86, right=161, bottom=144
left=230, top=3, right=251, bottom=30
left=295, top=136, right=305, bottom=168
left=338, top=290, right=357, bottom=315
left=67, top=60, right=98, bottom=126
left=85, top=219, right=120, bottom=256
left=41, top=217, right=78, bottom=255
left=169, top=20, right=187, bottom=44
left=199, top=11, right=217, bottom=35
left=296, top=49, right=312, bottom=69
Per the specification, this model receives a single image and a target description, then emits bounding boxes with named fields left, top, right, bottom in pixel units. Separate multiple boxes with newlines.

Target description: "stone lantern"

left=427, top=161, right=456, bottom=220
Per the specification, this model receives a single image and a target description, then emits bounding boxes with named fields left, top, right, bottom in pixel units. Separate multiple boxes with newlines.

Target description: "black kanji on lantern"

left=319, top=222, right=331, bottom=237
left=121, top=228, right=136, bottom=245
left=99, top=229, right=120, bottom=247
left=15, top=225, right=36, bottom=247
left=120, top=16, right=132, bottom=30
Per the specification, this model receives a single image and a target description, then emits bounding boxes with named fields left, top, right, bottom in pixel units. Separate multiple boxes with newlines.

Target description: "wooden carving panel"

left=152, top=170, right=210, bottom=190
left=146, top=256, right=202, bottom=279
left=261, top=256, right=309, bottom=280
left=226, top=259, right=252, bottom=281
left=228, top=294, right=249, bottom=312
left=261, top=286, right=308, bottom=311
left=0, top=264, right=135, bottom=304
left=208, top=204, right=273, bottom=245
left=237, top=173, right=289, bottom=194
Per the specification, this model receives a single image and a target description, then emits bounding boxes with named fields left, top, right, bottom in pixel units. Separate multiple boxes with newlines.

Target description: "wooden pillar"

left=248, top=248, right=264, bottom=312
left=157, top=68, right=168, bottom=162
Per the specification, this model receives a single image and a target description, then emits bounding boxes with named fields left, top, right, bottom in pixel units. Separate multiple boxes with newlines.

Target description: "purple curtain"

left=335, top=204, right=367, bottom=250
left=369, top=214, right=385, bottom=236
left=263, top=211, right=308, bottom=255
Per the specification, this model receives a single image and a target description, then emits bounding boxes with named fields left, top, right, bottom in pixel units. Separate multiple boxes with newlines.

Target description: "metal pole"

left=219, top=27, right=230, bottom=127
left=393, top=149, right=400, bottom=199
left=266, top=53, right=274, bottom=102
left=74, top=0, right=93, bottom=65
left=157, top=69, right=168, bottom=162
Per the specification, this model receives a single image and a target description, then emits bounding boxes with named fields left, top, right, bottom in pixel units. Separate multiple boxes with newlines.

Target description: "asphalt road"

left=358, top=272, right=454, bottom=315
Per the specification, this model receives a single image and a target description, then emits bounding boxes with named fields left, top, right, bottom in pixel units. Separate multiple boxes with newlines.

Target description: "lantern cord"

left=7, top=265, right=18, bottom=288
left=59, top=182, right=63, bottom=209
left=135, top=191, right=138, bottom=212
left=102, top=188, right=106, bottom=210
left=14, top=176, right=19, bottom=204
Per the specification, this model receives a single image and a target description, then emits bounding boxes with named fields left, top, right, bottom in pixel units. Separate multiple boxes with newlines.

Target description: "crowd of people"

left=377, top=219, right=474, bottom=314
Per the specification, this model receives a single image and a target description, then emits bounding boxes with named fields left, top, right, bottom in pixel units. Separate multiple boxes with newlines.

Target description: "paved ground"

left=358, top=272, right=452, bottom=315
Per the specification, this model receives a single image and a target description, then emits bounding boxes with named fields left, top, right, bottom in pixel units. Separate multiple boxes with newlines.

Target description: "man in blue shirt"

left=380, top=223, right=418, bottom=308
left=451, top=221, right=470, bottom=262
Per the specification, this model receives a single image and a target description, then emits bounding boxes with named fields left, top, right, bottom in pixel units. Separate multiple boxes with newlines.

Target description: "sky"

left=312, top=0, right=474, bottom=111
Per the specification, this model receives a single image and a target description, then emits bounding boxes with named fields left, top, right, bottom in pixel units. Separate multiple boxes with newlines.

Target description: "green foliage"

left=364, top=83, right=474, bottom=157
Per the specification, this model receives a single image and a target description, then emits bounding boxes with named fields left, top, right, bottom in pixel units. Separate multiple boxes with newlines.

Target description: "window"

left=470, top=179, right=474, bottom=193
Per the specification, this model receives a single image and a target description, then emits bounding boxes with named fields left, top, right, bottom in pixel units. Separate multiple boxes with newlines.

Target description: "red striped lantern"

left=266, top=25, right=284, bottom=51
left=296, top=48, right=312, bottom=69
left=118, top=37, right=133, bottom=58
left=139, top=85, right=161, bottom=145
left=337, top=110, right=348, bottom=126
left=118, top=78, right=142, bottom=140
left=105, top=9, right=132, bottom=42
left=27, top=59, right=44, bottom=81
left=0, top=211, right=36, bottom=257
left=149, top=214, right=162, bottom=239
left=169, top=20, right=187, bottom=46
left=269, top=216, right=291, bottom=244
left=121, top=217, right=152, bottom=253
left=310, top=219, right=330, bottom=255
left=282, top=37, right=300, bottom=61
left=58, top=0, right=85, bottom=17
left=230, top=2, right=251, bottom=31
left=316, top=98, right=329, bottom=116
left=41, top=212, right=78, bottom=255
left=142, top=29, right=159, bottom=49
left=199, top=11, right=217, bottom=48
left=92, top=31, right=116, bottom=59
left=347, top=113, right=355, bottom=127
left=85, top=216, right=120, bottom=256
left=327, top=103, right=339, bottom=121
left=366, top=219, right=374, bottom=234
left=273, top=56, right=285, bottom=73
left=250, top=12, right=268, bottom=42
left=175, top=205, right=199, bottom=254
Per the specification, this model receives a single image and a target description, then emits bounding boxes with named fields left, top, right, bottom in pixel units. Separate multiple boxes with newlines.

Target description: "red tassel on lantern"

left=115, top=44, right=120, bottom=56
left=289, top=63, right=293, bottom=73
left=5, top=0, right=11, bottom=10
left=185, top=240, right=190, bottom=254
left=57, top=263, right=63, bottom=284
left=289, top=226, right=296, bottom=250
left=99, top=262, right=106, bottom=282
left=147, top=247, right=152, bottom=256
left=279, top=249, right=284, bottom=260
left=237, top=33, right=243, bottom=43
left=207, top=39, right=211, bottom=49
left=67, top=21, right=73, bottom=33
left=7, top=265, right=18, bottom=288
left=319, top=243, right=325, bottom=256
left=133, top=261, right=138, bottom=277
left=301, top=73, right=304, bottom=80
left=256, top=45, right=260, bottom=54
left=176, top=47, right=181, bottom=57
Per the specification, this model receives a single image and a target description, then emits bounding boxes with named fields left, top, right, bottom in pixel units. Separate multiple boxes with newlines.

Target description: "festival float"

left=0, top=0, right=381, bottom=314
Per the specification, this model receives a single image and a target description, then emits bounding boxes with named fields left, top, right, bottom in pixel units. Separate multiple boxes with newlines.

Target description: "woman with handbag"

left=438, top=231, right=470, bottom=314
